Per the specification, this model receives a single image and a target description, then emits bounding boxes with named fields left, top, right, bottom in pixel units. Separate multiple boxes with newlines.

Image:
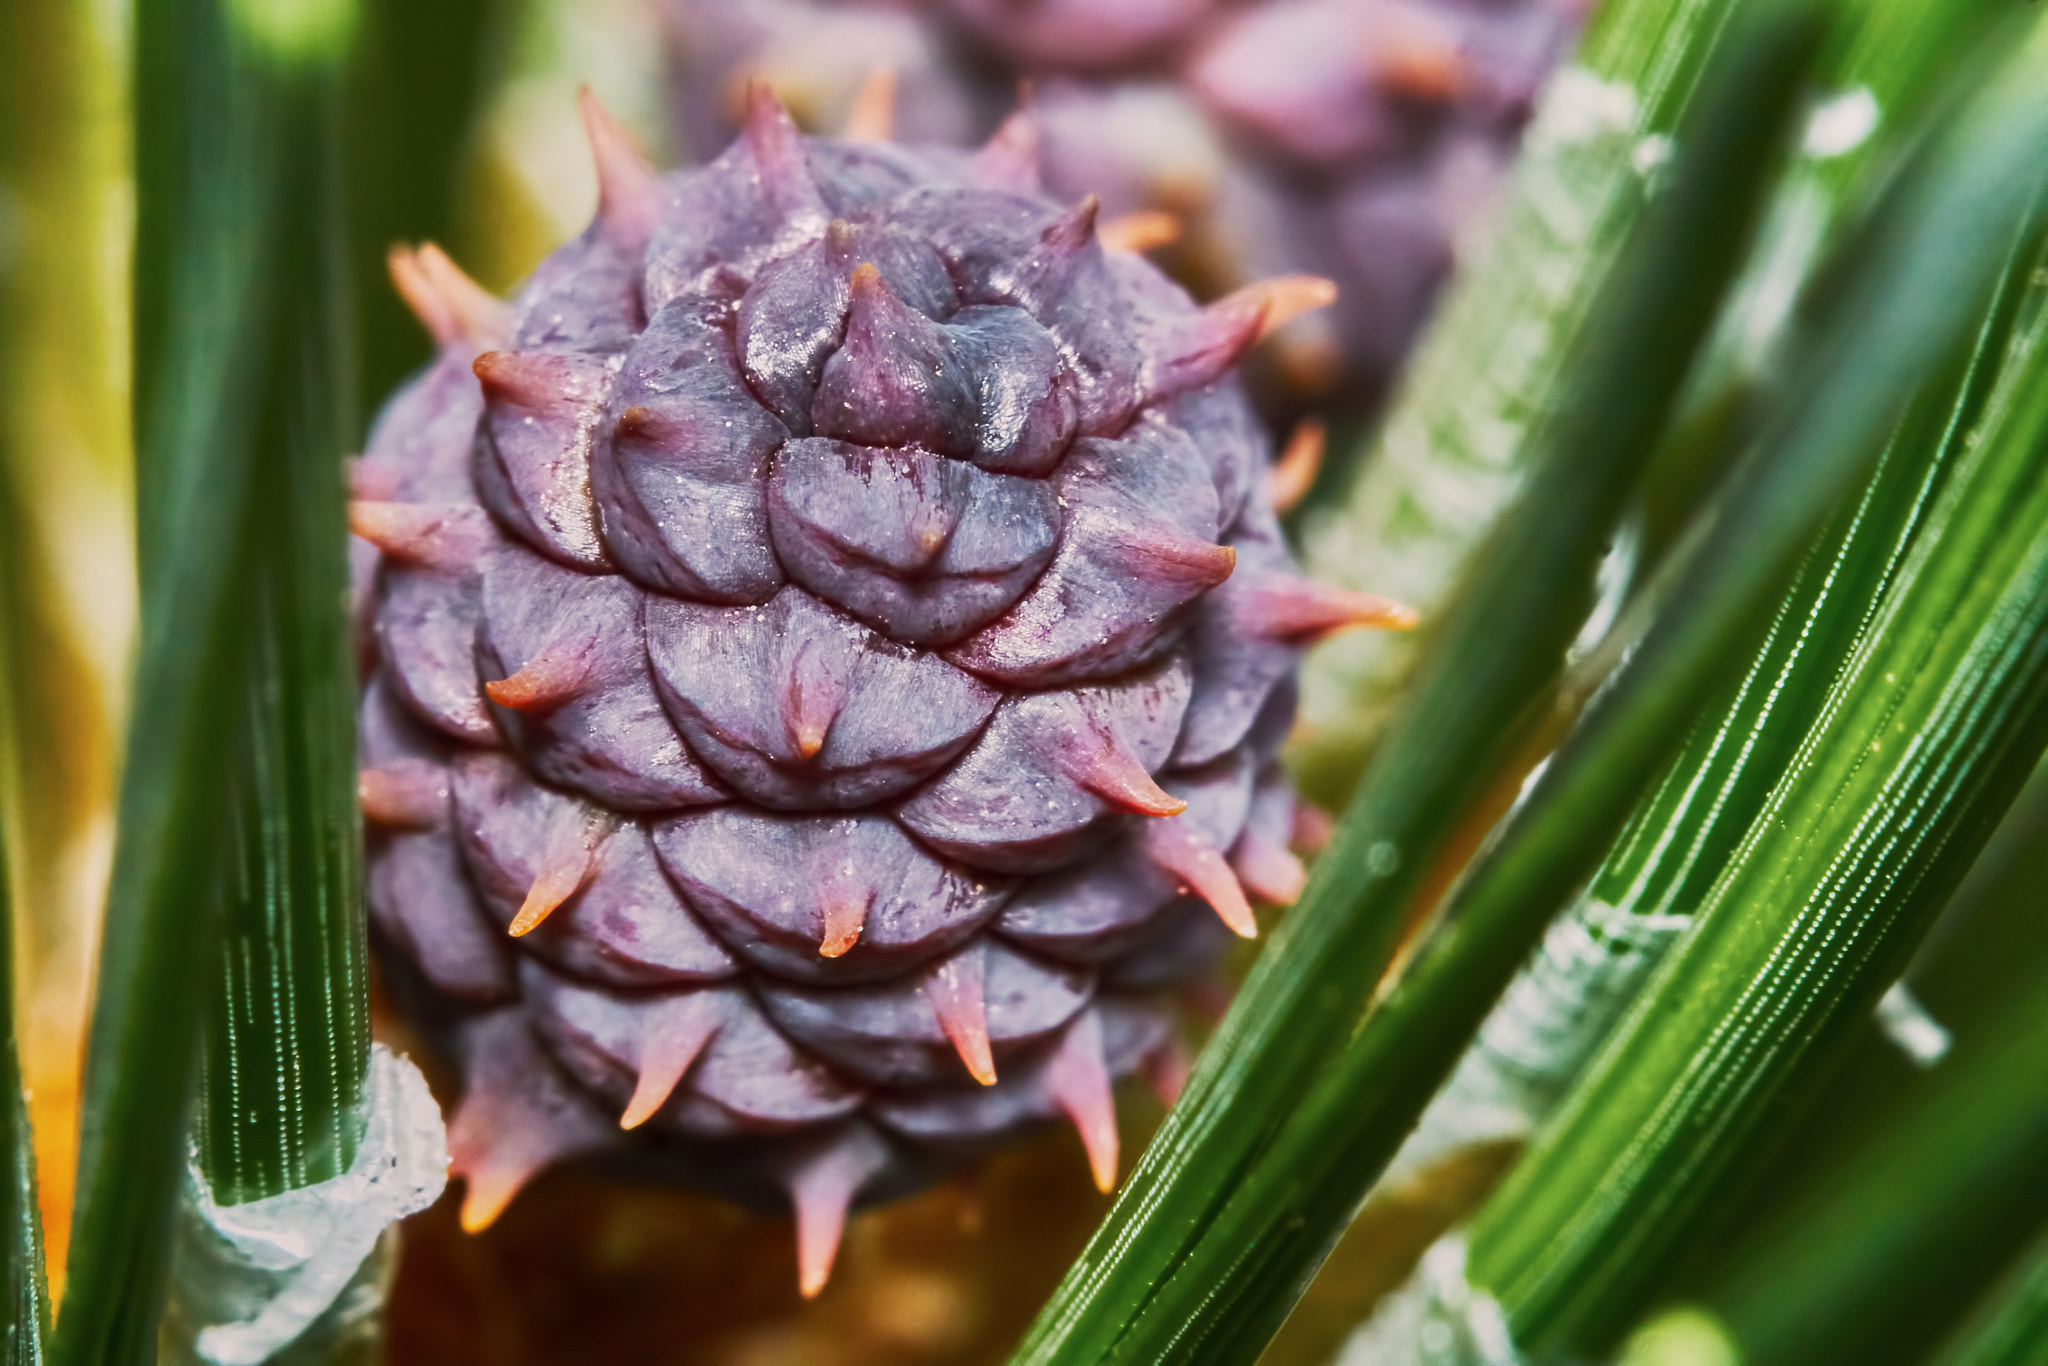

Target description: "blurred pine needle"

left=0, top=0, right=136, bottom=1299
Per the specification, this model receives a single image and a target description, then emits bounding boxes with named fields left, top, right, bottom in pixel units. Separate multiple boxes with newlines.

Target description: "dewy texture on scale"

left=353, top=85, right=1412, bottom=1296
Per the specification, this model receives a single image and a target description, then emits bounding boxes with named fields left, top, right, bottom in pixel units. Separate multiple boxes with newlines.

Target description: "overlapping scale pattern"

left=358, top=89, right=1411, bottom=1294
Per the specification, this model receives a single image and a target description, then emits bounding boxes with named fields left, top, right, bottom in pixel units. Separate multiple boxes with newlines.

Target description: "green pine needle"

left=1468, top=50, right=2048, bottom=1341
left=57, top=0, right=364, bottom=1358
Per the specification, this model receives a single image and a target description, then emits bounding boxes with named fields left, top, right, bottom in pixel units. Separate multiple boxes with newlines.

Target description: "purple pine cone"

left=356, top=87, right=1411, bottom=1295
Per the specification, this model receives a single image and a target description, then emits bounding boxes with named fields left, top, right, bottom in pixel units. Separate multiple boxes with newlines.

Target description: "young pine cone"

left=353, top=87, right=1411, bottom=1296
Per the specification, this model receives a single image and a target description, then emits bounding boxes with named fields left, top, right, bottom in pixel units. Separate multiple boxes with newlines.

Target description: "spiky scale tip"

left=359, top=763, right=447, bottom=829
left=743, top=79, right=828, bottom=225
left=1142, top=1038, right=1191, bottom=1108
left=818, top=893, right=869, bottom=959
left=474, top=350, right=580, bottom=415
left=1293, top=801, right=1336, bottom=855
left=1233, top=825, right=1309, bottom=905
left=973, top=105, right=1043, bottom=192
left=1045, top=1011, right=1119, bottom=1193
left=347, top=457, right=402, bottom=503
left=780, top=641, right=845, bottom=761
left=785, top=1128, right=893, bottom=1298
left=924, top=947, right=998, bottom=1085
left=1118, top=526, right=1237, bottom=591
left=508, top=817, right=608, bottom=937
left=448, top=1014, right=611, bottom=1232
left=1143, top=818, right=1258, bottom=938
left=842, top=66, right=897, bottom=142
left=455, top=1141, right=540, bottom=1235
left=618, top=999, right=723, bottom=1130
left=1268, top=418, right=1326, bottom=514
left=1099, top=210, right=1183, bottom=255
left=388, top=243, right=511, bottom=352
left=1373, top=31, right=1471, bottom=102
left=484, top=639, right=593, bottom=714
left=1058, top=731, right=1188, bottom=818
left=577, top=86, right=661, bottom=248
left=1240, top=574, right=1420, bottom=642
left=348, top=500, right=491, bottom=574
left=1240, top=275, right=1344, bottom=342
left=361, top=93, right=1413, bottom=1282
left=1151, top=275, right=1341, bottom=400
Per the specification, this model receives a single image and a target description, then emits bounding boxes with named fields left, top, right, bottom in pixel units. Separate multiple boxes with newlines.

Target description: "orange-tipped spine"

left=842, top=66, right=897, bottom=142
left=1268, top=419, right=1327, bottom=515
left=1239, top=574, right=1420, bottom=643
left=358, top=763, right=448, bottom=829
left=484, top=639, right=593, bottom=714
left=619, top=1003, right=722, bottom=1131
left=818, top=893, right=870, bottom=959
left=924, top=949, right=997, bottom=1086
left=1117, top=524, right=1237, bottom=592
left=578, top=86, right=662, bottom=248
left=474, top=350, right=581, bottom=415
left=1143, top=817, right=1259, bottom=938
left=1060, top=732, right=1187, bottom=818
left=347, top=500, right=490, bottom=574
left=1045, top=1011, right=1119, bottom=1193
